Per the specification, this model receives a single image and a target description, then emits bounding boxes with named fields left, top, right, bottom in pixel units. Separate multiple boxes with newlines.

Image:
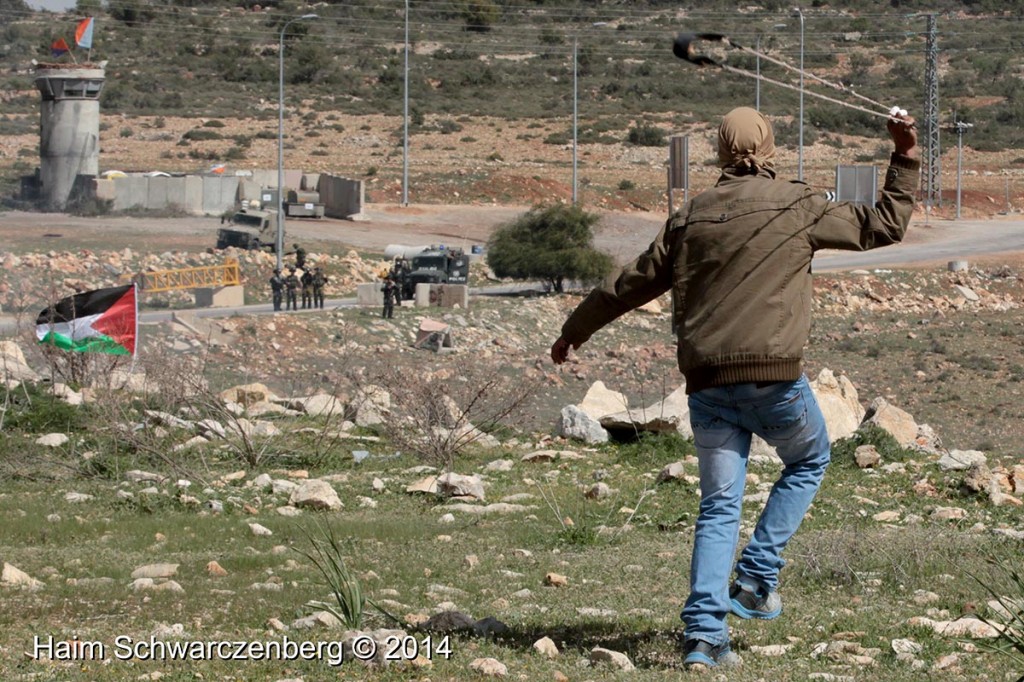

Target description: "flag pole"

left=132, top=282, right=139, bottom=361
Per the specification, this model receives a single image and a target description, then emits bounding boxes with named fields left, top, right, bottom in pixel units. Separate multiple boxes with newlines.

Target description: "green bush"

left=627, top=123, right=666, bottom=147
left=543, top=131, right=570, bottom=145
left=613, top=431, right=695, bottom=467
left=1, top=383, right=90, bottom=433
left=618, top=179, right=635, bottom=191
left=486, top=202, right=613, bottom=293
left=203, top=120, right=226, bottom=128
left=183, top=129, right=223, bottom=141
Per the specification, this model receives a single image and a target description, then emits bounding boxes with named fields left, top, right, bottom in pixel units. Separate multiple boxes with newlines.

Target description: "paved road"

left=813, top=216, right=1024, bottom=271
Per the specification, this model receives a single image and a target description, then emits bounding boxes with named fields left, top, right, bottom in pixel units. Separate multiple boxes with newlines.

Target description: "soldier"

left=312, top=266, right=329, bottom=310
left=269, top=268, right=284, bottom=312
left=392, top=257, right=410, bottom=300
left=300, top=268, right=314, bottom=310
left=381, top=277, right=399, bottom=319
left=284, top=267, right=300, bottom=311
left=287, top=243, right=307, bottom=271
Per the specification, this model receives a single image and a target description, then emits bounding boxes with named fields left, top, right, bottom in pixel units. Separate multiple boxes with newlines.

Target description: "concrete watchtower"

left=34, top=62, right=105, bottom=211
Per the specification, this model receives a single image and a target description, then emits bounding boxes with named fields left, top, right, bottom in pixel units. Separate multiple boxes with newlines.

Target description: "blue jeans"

left=681, top=375, right=830, bottom=645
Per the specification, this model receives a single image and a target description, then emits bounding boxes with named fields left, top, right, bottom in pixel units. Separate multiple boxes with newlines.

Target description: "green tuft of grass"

left=831, top=423, right=915, bottom=467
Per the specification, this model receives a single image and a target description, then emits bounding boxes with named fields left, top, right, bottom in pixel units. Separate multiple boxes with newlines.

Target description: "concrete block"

left=237, top=178, right=260, bottom=204
left=252, top=169, right=302, bottom=191
left=165, top=176, right=187, bottom=210
left=318, top=174, right=364, bottom=219
left=251, top=169, right=277, bottom=189
left=113, top=176, right=149, bottom=211
left=94, top=178, right=116, bottom=201
left=194, top=285, right=245, bottom=308
left=415, top=283, right=469, bottom=309
left=357, top=282, right=384, bottom=306
left=202, top=176, right=240, bottom=215
left=284, top=169, right=303, bottom=191
left=148, top=176, right=170, bottom=210
left=184, top=175, right=203, bottom=213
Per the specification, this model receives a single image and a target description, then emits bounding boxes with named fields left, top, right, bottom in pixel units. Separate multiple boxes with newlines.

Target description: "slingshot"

left=673, top=32, right=908, bottom=121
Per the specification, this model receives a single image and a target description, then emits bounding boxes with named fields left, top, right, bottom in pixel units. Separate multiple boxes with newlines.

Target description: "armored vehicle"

left=401, top=247, right=470, bottom=299
left=215, top=208, right=277, bottom=251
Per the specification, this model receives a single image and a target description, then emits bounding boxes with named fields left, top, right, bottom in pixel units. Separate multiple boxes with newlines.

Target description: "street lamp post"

left=278, top=13, right=318, bottom=272
left=402, top=0, right=409, bottom=206
left=794, top=8, right=804, bottom=182
left=955, top=119, right=973, bottom=220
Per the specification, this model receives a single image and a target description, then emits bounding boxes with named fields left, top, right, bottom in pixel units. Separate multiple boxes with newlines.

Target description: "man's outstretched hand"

left=887, top=112, right=918, bottom=159
left=550, top=336, right=579, bottom=365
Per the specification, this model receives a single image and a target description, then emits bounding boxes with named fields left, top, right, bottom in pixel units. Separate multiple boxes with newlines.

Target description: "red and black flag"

left=36, top=284, right=138, bottom=357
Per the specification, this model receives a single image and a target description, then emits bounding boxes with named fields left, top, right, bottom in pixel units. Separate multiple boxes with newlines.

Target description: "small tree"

left=486, top=203, right=613, bottom=293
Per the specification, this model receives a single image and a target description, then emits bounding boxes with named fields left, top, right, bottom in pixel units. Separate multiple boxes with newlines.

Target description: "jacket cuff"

left=889, top=152, right=920, bottom=171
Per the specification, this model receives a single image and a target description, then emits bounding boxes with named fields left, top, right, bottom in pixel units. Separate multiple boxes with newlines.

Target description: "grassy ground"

left=2, top=259, right=1024, bottom=680
left=0, top=423, right=1021, bottom=680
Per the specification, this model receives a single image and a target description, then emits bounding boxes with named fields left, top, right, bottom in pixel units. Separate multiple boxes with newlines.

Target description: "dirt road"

left=2, top=205, right=1023, bottom=269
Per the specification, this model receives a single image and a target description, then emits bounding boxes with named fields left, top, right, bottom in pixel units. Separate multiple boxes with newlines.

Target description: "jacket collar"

left=715, top=166, right=777, bottom=185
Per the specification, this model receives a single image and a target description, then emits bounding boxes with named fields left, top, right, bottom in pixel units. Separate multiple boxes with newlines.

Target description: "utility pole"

left=955, top=119, right=972, bottom=220
left=572, top=37, right=578, bottom=205
left=923, top=14, right=941, bottom=210
left=795, top=8, right=805, bottom=182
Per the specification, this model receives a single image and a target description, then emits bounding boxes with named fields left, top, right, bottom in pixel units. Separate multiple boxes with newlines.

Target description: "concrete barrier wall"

left=250, top=169, right=302, bottom=192
left=317, top=174, right=364, bottom=219
left=357, top=282, right=384, bottom=306
left=112, top=175, right=149, bottom=211
left=184, top=175, right=204, bottom=210
left=414, top=283, right=469, bottom=309
left=237, top=178, right=260, bottom=204
left=148, top=176, right=169, bottom=208
left=202, top=176, right=241, bottom=214
left=105, top=169, right=352, bottom=216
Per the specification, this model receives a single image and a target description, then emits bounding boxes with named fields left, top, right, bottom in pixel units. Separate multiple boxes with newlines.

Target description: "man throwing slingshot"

left=551, top=106, right=918, bottom=670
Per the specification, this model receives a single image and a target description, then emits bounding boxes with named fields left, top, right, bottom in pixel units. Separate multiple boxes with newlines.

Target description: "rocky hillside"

left=2, top=2, right=1024, bottom=212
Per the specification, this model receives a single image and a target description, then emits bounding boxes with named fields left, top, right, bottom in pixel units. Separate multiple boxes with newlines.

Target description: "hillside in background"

left=1, top=0, right=1023, bottom=209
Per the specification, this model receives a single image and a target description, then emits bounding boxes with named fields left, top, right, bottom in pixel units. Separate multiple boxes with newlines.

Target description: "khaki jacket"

left=561, top=153, right=920, bottom=393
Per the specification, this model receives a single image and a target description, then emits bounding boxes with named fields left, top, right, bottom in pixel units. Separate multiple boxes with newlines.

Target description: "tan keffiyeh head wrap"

left=717, top=106, right=776, bottom=172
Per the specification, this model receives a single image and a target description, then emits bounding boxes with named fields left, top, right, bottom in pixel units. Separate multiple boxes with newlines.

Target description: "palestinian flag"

left=36, top=284, right=137, bottom=356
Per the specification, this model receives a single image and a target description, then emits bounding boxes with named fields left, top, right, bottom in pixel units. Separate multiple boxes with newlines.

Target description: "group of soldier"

left=268, top=247, right=412, bottom=318
left=268, top=244, right=329, bottom=312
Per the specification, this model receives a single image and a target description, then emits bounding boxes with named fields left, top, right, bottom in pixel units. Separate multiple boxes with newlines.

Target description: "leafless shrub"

left=360, top=361, right=540, bottom=470
left=788, top=527, right=974, bottom=587
left=38, top=343, right=132, bottom=387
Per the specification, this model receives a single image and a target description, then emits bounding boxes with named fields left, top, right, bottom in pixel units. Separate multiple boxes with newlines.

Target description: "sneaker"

left=729, top=581, right=782, bottom=620
left=682, top=639, right=742, bottom=669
